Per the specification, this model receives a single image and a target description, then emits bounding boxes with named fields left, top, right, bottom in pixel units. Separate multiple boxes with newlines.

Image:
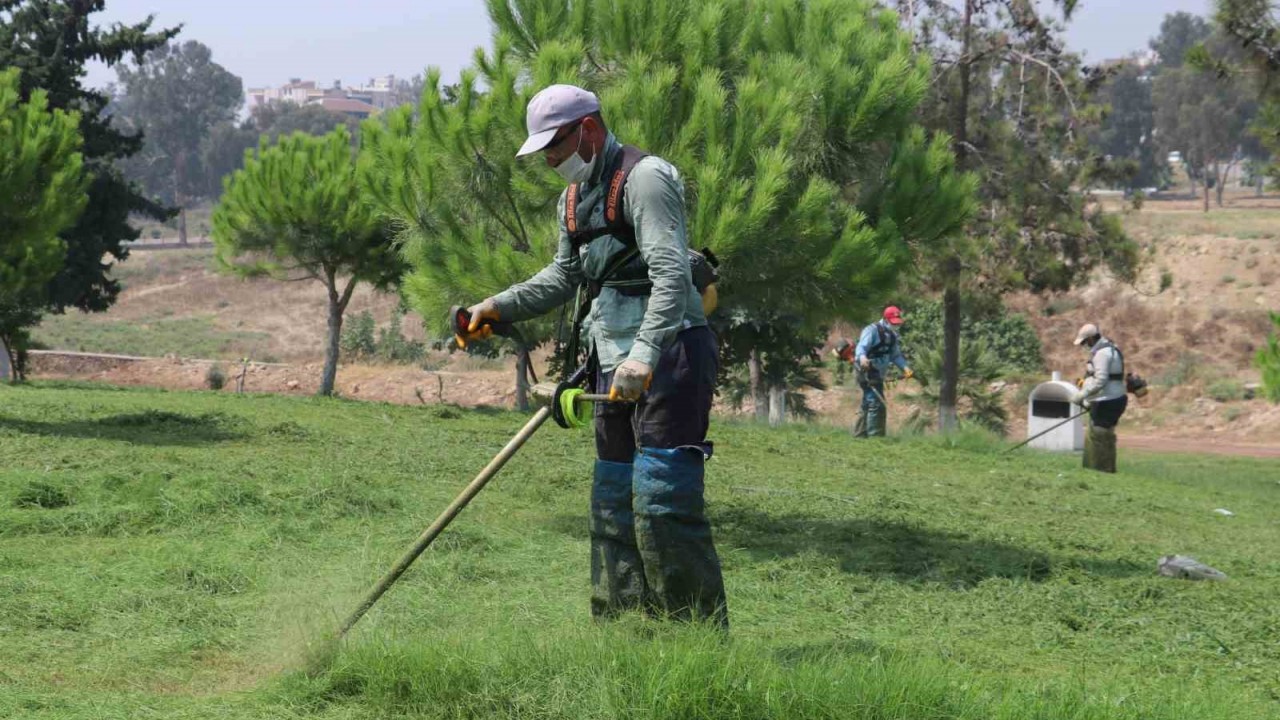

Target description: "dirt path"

left=1122, top=435, right=1280, bottom=460
left=25, top=350, right=1280, bottom=460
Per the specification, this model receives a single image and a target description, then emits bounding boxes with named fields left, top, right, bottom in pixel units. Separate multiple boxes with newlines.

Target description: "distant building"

left=316, top=97, right=378, bottom=120
left=246, top=74, right=407, bottom=118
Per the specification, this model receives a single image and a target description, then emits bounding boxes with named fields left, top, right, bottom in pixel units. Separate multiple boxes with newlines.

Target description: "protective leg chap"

left=858, top=379, right=887, bottom=438
left=1083, top=425, right=1117, bottom=473
left=632, top=446, right=728, bottom=627
left=590, top=460, right=647, bottom=618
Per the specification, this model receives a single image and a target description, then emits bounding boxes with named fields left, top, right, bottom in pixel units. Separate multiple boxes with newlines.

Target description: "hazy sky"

left=82, top=0, right=1214, bottom=93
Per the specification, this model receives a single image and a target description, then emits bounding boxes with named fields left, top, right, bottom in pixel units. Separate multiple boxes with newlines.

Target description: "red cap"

left=883, top=306, right=903, bottom=325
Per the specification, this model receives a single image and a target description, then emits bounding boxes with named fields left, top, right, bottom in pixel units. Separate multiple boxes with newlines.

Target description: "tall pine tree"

left=894, top=0, right=1141, bottom=430
left=0, top=0, right=177, bottom=375
left=0, top=68, right=88, bottom=376
left=363, top=0, right=975, bottom=416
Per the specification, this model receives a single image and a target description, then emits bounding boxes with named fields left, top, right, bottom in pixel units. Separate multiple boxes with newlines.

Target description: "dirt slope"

left=25, top=198, right=1280, bottom=451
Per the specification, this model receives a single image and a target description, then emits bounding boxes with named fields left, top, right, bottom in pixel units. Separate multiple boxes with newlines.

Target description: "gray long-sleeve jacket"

left=491, top=135, right=706, bottom=372
left=1076, top=337, right=1126, bottom=403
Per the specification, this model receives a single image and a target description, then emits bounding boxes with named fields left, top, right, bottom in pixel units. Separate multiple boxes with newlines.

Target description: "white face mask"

left=553, top=129, right=596, bottom=184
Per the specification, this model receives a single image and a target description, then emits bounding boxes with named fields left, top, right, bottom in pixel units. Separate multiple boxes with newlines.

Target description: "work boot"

left=590, top=460, right=647, bottom=618
left=1083, top=425, right=1117, bottom=473
left=632, top=446, right=728, bottom=628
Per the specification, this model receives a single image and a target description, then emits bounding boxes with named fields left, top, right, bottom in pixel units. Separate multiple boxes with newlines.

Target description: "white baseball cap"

left=1073, top=323, right=1100, bottom=345
left=516, top=84, right=601, bottom=157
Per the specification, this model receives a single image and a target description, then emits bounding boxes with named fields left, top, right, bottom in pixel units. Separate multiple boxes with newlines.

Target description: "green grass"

left=133, top=204, right=216, bottom=242
left=0, top=383, right=1277, bottom=719
left=1121, top=208, right=1280, bottom=240
left=32, top=313, right=269, bottom=359
left=110, top=248, right=216, bottom=291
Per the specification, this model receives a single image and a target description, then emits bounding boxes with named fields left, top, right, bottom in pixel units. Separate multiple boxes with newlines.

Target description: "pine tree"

left=894, top=0, right=1141, bottom=431
left=0, top=0, right=177, bottom=373
left=0, top=68, right=88, bottom=376
left=363, top=0, right=975, bottom=416
left=213, top=127, right=403, bottom=396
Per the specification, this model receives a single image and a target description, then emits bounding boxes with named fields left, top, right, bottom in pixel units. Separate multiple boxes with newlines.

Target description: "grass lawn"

left=31, top=313, right=269, bottom=360
left=1, top=383, right=1277, bottom=719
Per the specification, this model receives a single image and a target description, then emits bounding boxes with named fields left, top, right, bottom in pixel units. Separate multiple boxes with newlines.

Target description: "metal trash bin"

left=1026, top=371, right=1083, bottom=451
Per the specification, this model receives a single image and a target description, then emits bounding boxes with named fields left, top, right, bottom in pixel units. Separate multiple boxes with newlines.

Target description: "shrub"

left=1155, top=352, right=1202, bottom=387
left=900, top=340, right=1009, bottom=436
left=376, top=312, right=425, bottom=364
left=205, top=363, right=226, bottom=390
left=900, top=300, right=1043, bottom=375
left=1206, top=378, right=1244, bottom=403
left=341, top=310, right=377, bottom=359
left=1256, top=312, right=1280, bottom=403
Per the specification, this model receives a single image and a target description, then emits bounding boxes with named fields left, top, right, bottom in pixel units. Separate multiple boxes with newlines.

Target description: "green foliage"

left=1151, top=11, right=1213, bottom=67
left=112, top=41, right=244, bottom=209
left=340, top=310, right=377, bottom=359
left=1256, top=311, right=1280, bottom=402
left=0, top=68, right=87, bottom=300
left=376, top=311, right=425, bottom=363
left=2, top=383, right=1277, bottom=718
left=900, top=300, right=1043, bottom=375
left=204, top=363, right=226, bottom=391
left=1211, top=2, right=1280, bottom=182
left=0, top=0, right=177, bottom=363
left=900, top=338, right=1010, bottom=436
left=32, top=312, right=268, bottom=359
left=1092, top=63, right=1164, bottom=189
left=213, top=126, right=403, bottom=395
left=906, top=1, right=1143, bottom=296
left=201, top=103, right=362, bottom=201
left=340, top=310, right=424, bottom=364
left=1155, top=18, right=1262, bottom=207
left=1206, top=378, right=1245, bottom=402
left=1155, top=351, right=1204, bottom=387
left=364, top=0, right=974, bottom=393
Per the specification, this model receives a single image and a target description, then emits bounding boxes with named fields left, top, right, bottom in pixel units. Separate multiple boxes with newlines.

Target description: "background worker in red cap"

left=456, top=84, right=727, bottom=627
left=851, top=306, right=913, bottom=437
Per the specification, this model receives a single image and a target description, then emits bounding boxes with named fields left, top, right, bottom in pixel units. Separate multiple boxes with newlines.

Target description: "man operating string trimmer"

left=833, top=306, right=915, bottom=438
left=456, top=85, right=728, bottom=627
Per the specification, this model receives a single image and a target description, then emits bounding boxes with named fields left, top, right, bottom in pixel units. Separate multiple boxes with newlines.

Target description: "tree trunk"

left=174, top=157, right=188, bottom=245
left=515, top=346, right=532, bottom=411
left=0, top=335, right=11, bottom=383
left=938, top=282, right=961, bottom=433
left=749, top=349, right=768, bottom=422
left=1215, top=163, right=1226, bottom=207
left=938, top=0, right=971, bottom=436
left=320, top=271, right=357, bottom=397
left=322, top=294, right=343, bottom=397
left=768, top=384, right=786, bottom=428
left=1257, top=173, right=1264, bottom=198
left=1203, top=182, right=1210, bottom=213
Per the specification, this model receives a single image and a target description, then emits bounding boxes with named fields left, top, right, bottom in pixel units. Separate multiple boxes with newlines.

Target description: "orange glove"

left=455, top=299, right=500, bottom=349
